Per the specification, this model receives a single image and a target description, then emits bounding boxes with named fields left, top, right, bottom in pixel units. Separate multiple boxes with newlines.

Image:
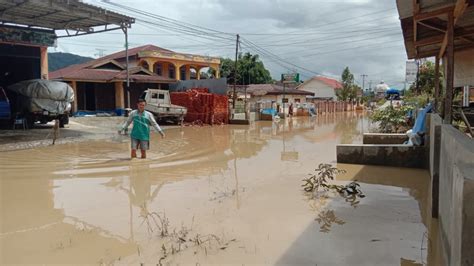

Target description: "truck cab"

left=140, top=89, right=187, bottom=124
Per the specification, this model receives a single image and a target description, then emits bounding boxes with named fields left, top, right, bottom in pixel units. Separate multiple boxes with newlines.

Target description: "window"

left=155, top=63, right=162, bottom=76
left=158, top=94, right=165, bottom=99
left=151, top=93, right=158, bottom=99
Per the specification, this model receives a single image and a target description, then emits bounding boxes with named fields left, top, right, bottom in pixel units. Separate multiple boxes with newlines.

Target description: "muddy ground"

left=0, top=116, right=176, bottom=152
left=0, top=113, right=442, bottom=265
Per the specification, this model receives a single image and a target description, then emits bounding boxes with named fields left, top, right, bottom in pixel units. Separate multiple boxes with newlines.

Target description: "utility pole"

left=361, top=74, right=368, bottom=91
left=121, top=25, right=130, bottom=109
left=232, top=34, right=239, bottom=112
left=95, top=48, right=106, bottom=58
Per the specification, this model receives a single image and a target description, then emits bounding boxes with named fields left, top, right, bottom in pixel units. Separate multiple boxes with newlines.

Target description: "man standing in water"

left=119, top=99, right=165, bottom=159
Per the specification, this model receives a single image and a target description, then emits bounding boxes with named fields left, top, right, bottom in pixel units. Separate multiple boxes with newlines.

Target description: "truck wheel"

left=59, top=114, right=69, bottom=128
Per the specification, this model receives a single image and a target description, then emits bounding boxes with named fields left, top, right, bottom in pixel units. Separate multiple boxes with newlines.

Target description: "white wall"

left=453, top=48, right=474, bottom=88
left=297, top=79, right=337, bottom=100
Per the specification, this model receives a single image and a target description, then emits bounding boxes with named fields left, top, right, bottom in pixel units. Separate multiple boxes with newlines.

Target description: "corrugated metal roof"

left=397, top=0, right=474, bottom=59
left=0, top=0, right=134, bottom=34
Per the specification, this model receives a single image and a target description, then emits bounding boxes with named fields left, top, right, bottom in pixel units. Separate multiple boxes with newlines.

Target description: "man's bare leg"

left=140, top=149, right=146, bottom=159
left=131, top=149, right=137, bottom=158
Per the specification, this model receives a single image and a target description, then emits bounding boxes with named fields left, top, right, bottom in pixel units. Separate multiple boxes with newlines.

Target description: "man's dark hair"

left=137, top=98, right=147, bottom=104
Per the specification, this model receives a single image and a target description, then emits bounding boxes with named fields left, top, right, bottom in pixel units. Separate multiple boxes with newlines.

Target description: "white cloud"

left=55, top=0, right=408, bottom=89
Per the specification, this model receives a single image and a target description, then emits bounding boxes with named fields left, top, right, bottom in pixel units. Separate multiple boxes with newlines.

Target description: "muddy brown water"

left=0, top=113, right=442, bottom=265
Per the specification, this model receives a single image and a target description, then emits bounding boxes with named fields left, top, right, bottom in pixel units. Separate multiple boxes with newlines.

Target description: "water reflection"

left=1, top=113, right=433, bottom=265
left=315, top=209, right=346, bottom=233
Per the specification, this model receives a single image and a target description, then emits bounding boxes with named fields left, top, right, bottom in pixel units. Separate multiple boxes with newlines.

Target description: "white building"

left=296, top=76, right=343, bottom=101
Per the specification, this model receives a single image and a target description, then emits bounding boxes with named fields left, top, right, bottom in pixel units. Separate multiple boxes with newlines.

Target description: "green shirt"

left=122, top=110, right=162, bottom=141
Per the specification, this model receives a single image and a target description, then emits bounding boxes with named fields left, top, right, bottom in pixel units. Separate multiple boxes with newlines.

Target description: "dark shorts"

left=131, top=138, right=149, bottom=150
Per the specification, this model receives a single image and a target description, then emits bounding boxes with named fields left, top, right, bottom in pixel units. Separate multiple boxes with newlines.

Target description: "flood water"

left=0, top=113, right=441, bottom=265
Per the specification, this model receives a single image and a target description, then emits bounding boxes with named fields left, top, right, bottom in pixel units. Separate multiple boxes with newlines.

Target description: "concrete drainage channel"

left=337, top=114, right=474, bottom=265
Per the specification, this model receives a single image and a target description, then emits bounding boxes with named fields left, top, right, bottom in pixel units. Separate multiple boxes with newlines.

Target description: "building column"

left=70, top=80, right=77, bottom=113
left=175, top=63, right=181, bottom=80
left=196, top=67, right=202, bottom=80
left=214, top=65, right=220, bottom=79
left=145, top=59, right=154, bottom=72
left=115, top=81, right=125, bottom=109
left=40, top=46, right=48, bottom=79
left=185, top=65, right=191, bottom=80
left=444, top=12, right=454, bottom=123
left=434, top=56, right=440, bottom=112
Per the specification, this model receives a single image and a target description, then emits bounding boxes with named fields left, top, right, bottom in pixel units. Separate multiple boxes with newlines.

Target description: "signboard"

left=0, top=25, right=56, bottom=47
left=281, top=73, right=300, bottom=83
left=405, top=61, right=417, bottom=84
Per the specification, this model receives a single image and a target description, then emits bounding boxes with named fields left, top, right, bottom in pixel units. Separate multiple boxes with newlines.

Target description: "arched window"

left=168, top=64, right=175, bottom=79
left=154, top=63, right=162, bottom=76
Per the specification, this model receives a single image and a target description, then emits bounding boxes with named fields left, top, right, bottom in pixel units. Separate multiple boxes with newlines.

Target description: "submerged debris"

left=303, top=164, right=366, bottom=231
left=139, top=204, right=236, bottom=264
left=302, top=163, right=365, bottom=202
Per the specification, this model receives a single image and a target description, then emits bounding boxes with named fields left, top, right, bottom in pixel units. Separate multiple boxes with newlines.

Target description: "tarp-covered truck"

left=7, top=79, right=74, bottom=128
left=140, top=89, right=187, bottom=124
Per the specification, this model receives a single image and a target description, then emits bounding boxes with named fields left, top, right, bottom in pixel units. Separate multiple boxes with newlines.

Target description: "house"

left=50, top=44, right=220, bottom=113
left=296, top=76, right=342, bottom=101
left=230, top=84, right=314, bottom=114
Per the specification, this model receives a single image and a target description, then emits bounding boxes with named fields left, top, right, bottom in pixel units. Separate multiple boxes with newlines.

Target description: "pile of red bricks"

left=170, top=88, right=229, bottom=124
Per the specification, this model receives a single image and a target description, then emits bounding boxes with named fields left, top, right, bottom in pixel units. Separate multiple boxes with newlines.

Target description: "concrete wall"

left=436, top=123, right=474, bottom=266
left=454, top=48, right=474, bottom=88
left=337, top=144, right=427, bottom=168
left=362, top=133, right=408, bottom=144
left=428, top=114, right=442, bottom=218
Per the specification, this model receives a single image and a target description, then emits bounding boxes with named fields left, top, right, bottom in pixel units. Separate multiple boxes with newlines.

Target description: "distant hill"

left=48, top=52, right=94, bottom=72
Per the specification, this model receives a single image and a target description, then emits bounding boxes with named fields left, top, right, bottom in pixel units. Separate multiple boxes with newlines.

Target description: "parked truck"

left=140, top=89, right=187, bottom=124
left=7, top=79, right=74, bottom=128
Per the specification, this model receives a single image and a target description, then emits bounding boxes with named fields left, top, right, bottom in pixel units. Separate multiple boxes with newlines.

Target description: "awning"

left=396, top=0, right=474, bottom=59
left=0, top=0, right=134, bottom=37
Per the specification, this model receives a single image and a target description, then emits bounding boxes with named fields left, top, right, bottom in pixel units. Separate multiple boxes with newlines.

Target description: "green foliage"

left=409, top=61, right=443, bottom=95
left=403, top=91, right=431, bottom=109
left=336, top=67, right=359, bottom=101
left=302, top=163, right=346, bottom=193
left=370, top=105, right=414, bottom=133
left=218, top=52, right=272, bottom=85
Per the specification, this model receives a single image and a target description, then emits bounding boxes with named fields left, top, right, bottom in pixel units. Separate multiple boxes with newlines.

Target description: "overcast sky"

left=52, top=0, right=409, bottom=89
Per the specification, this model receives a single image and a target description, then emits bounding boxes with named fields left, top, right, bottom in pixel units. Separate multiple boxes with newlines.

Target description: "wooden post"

left=444, top=12, right=454, bottom=124
left=434, top=55, right=440, bottom=112
left=40, top=47, right=48, bottom=79
left=115, top=81, right=125, bottom=109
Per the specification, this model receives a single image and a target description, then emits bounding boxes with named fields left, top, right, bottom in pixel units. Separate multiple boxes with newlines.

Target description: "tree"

left=336, top=67, right=359, bottom=101
left=217, top=52, right=272, bottom=84
left=409, top=61, right=443, bottom=95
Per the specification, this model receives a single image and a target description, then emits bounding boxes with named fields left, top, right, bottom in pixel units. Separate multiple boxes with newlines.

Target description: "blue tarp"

left=261, top=108, right=277, bottom=116
left=386, top=88, right=400, bottom=95
left=412, top=102, right=432, bottom=134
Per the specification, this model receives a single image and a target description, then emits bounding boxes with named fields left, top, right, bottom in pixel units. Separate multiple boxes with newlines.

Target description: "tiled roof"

left=297, top=76, right=343, bottom=90
left=50, top=44, right=177, bottom=83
